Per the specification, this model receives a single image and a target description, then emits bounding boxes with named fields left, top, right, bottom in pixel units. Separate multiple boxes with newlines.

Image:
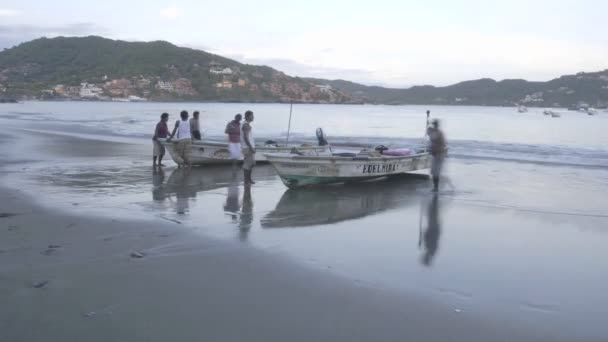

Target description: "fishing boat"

left=265, top=147, right=432, bottom=188
left=517, top=105, right=528, bottom=113
left=160, top=138, right=329, bottom=165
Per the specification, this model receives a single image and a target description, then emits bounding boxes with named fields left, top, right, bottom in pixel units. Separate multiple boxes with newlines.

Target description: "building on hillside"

left=210, top=67, right=233, bottom=75
left=173, top=78, right=196, bottom=96
left=314, top=84, right=333, bottom=94
left=156, top=81, right=175, bottom=91
left=237, top=78, right=248, bottom=87
left=53, top=85, right=66, bottom=95
left=215, top=80, right=233, bottom=89
left=79, top=83, right=103, bottom=98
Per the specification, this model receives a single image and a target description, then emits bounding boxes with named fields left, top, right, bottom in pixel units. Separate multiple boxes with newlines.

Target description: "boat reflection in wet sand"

left=261, top=174, right=429, bottom=228
left=152, top=165, right=275, bottom=213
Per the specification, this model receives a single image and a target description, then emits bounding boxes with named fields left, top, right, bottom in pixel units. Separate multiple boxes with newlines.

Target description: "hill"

left=0, top=36, right=351, bottom=103
left=0, top=36, right=607, bottom=107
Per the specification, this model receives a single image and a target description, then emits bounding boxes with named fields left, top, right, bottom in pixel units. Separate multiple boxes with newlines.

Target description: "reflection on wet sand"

left=151, top=165, right=273, bottom=215
left=239, top=184, right=254, bottom=241
left=224, top=173, right=240, bottom=221
left=262, top=174, right=428, bottom=228
left=420, top=194, right=442, bottom=266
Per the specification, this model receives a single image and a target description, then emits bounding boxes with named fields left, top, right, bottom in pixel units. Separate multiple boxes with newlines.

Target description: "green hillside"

left=1, top=36, right=607, bottom=107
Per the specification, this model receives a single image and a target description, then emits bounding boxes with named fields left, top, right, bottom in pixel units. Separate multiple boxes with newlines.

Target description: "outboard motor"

left=374, top=145, right=388, bottom=154
left=316, top=127, right=329, bottom=146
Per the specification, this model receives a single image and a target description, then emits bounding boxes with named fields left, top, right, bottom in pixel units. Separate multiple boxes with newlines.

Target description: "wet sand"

left=1, top=128, right=607, bottom=341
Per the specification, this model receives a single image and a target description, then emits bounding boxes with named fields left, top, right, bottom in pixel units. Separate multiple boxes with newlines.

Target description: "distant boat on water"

left=585, top=108, right=598, bottom=116
left=517, top=105, right=528, bottom=113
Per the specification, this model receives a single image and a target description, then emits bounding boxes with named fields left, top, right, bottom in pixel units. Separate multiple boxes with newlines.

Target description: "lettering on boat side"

left=279, top=163, right=305, bottom=169
left=361, top=163, right=398, bottom=174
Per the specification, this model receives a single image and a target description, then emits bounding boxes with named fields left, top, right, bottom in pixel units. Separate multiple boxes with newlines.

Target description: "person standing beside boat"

left=428, top=119, right=447, bottom=192
left=190, top=110, right=202, bottom=140
left=241, top=110, right=256, bottom=185
left=152, top=112, right=170, bottom=167
left=169, top=110, right=192, bottom=167
left=225, top=114, right=243, bottom=161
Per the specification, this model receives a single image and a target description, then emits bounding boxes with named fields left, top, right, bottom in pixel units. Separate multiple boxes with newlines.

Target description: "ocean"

left=1, top=101, right=608, bottom=339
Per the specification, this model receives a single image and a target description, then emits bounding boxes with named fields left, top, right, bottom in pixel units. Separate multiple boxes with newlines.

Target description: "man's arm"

left=152, top=123, right=160, bottom=141
left=169, top=121, right=179, bottom=139
left=242, top=123, right=254, bottom=152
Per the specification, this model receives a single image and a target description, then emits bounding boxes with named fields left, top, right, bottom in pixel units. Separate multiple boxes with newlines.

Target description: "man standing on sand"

left=241, top=110, right=256, bottom=185
left=225, top=114, right=243, bottom=162
left=152, top=112, right=169, bottom=167
left=428, top=119, right=447, bottom=192
left=190, top=110, right=201, bottom=140
left=168, top=110, right=192, bottom=167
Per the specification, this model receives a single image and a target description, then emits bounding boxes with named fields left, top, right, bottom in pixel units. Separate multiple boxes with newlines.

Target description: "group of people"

left=151, top=109, right=257, bottom=185
left=152, top=110, right=201, bottom=167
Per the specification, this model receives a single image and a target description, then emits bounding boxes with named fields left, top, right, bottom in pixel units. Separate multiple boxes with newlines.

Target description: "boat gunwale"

left=159, top=139, right=325, bottom=150
left=264, top=152, right=430, bottom=163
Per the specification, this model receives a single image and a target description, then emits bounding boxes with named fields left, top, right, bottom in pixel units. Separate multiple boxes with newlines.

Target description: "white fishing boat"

left=265, top=148, right=432, bottom=188
left=160, top=138, right=329, bottom=165
left=551, top=112, right=561, bottom=118
left=518, top=105, right=528, bottom=113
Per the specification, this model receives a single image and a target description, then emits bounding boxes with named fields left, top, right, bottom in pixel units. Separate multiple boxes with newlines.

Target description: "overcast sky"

left=0, top=0, right=606, bottom=87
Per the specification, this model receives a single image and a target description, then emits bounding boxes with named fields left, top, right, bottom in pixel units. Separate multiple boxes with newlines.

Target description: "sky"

left=0, top=0, right=607, bottom=87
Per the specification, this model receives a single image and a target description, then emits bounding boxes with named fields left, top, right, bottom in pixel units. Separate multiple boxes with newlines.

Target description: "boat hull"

left=265, top=153, right=432, bottom=188
left=160, top=139, right=328, bottom=165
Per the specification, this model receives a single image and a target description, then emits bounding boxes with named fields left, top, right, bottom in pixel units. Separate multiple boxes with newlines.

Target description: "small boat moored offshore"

left=160, top=139, right=329, bottom=165
left=265, top=148, right=432, bottom=188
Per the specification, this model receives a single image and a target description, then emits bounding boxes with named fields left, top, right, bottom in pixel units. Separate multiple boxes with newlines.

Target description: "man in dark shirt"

left=427, top=119, right=447, bottom=192
left=152, top=113, right=170, bottom=167
left=190, top=110, right=201, bottom=140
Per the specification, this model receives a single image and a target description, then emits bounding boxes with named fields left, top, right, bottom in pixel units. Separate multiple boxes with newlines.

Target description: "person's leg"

left=183, top=140, right=192, bottom=166
left=153, top=156, right=158, bottom=167
left=158, top=144, right=166, bottom=166
left=432, top=176, right=439, bottom=192
left=243, top=152, right=255, bottom=184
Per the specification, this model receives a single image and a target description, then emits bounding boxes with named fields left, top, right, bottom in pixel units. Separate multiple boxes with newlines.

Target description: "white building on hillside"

left=79, top=83, right=103, bottom=98
left=156, top=81, right=175, bottom=91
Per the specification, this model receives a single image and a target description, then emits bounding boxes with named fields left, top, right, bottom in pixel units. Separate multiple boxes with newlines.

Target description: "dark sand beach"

left=2, top=123, right=608, bottom=341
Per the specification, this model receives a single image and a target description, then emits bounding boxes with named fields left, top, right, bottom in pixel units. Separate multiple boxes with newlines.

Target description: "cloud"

left=0, top=23, right=108, bottom=49
left=160, top=6, right=183, bottom=19
left=214, top=28, right=608, bottom=86
left=0, top=8, right=19, bottom=17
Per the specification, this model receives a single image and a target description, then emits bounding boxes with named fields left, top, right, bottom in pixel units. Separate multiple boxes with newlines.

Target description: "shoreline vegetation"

left=0, top=36, right=607, bottom=108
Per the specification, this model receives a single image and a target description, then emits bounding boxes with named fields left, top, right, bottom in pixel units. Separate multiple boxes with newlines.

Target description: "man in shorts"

left=152, top=112, right=169, bottom=167
left=169, top=110, right=192, bottom=167
left=225, top=114, right=243, bottom=162
left=427, top=119, right=447, bottom=192
left=241, top=110, right=256, bottom=185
